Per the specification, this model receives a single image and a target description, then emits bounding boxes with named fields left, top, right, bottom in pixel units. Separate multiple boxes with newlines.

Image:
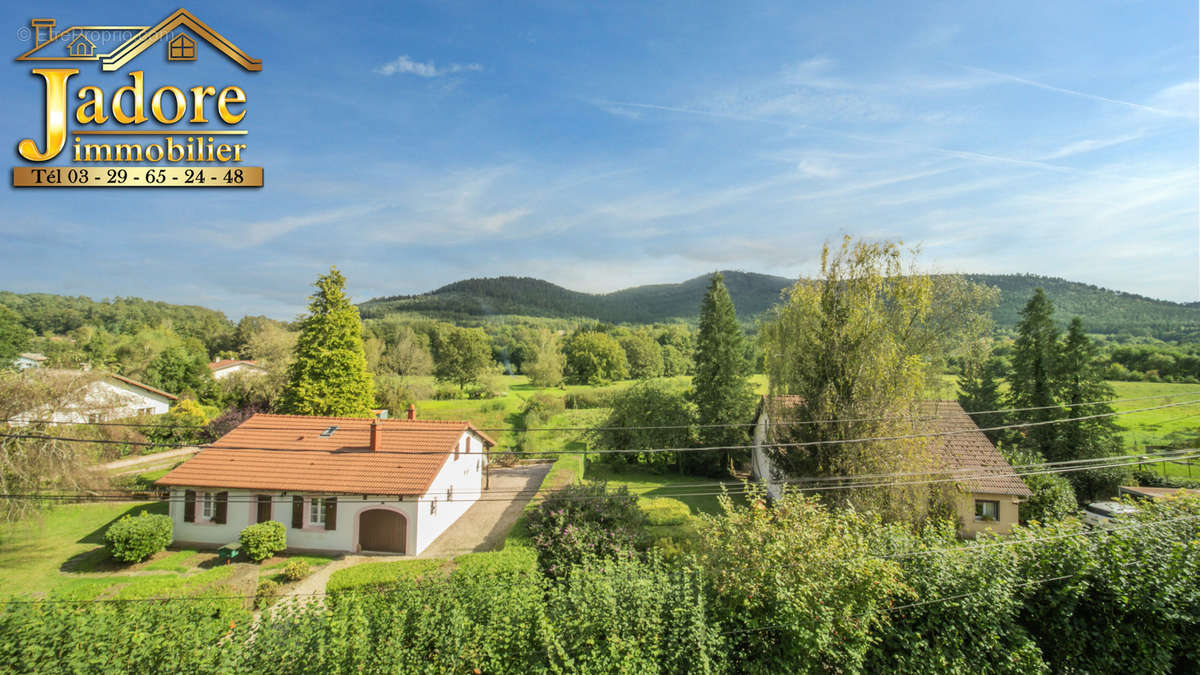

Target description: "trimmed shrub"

left=282, top=559, right=311, bottom=582
left=104, top=513, right=173, bottom=563
left=639, top=497, right=691, bottom=526
left=239, top=521, right=286, bottom=563
left=255, top=579, right=280, bottom=609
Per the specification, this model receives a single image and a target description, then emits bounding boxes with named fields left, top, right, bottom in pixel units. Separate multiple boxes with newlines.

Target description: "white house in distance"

left=751, top=397, right=1031, bottom=538
left=7, top=371, right=177, bottom=425
left=12, top=352, right=47, bottom=370
left=208, top=359, right=268, bottom=380
left=156, top=412, right=495, bottom=555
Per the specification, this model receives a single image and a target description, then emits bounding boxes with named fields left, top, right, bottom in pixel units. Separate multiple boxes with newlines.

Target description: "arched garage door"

left=358, top=508, right=407, bottom=554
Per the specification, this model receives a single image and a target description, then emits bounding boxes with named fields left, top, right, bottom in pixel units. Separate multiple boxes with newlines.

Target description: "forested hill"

left=359, top=272, right=795, bottom=325
left=0, top=292, right=235, bottom=351
left=361, top=272, right=1200, bottom=339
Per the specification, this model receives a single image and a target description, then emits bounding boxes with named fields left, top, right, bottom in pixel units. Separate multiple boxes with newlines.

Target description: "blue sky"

left=2, top=1, right=1197, bottom=319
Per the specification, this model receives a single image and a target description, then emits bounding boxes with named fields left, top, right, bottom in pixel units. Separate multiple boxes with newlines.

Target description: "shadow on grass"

left=76, top=502, right=167, bottom=546
left=58, top=502, right=170, bottom=574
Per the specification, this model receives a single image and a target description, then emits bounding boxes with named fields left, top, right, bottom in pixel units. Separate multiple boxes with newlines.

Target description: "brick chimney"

left=32, top=19, right=55, bottom=48
left=407, top=404, right=416, bottom=421
left=370, top=419, right=381, bottom=451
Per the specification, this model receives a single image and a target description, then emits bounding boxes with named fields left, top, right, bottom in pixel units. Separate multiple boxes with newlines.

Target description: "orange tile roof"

left=156, top=413, right=495, bottom=495
left=759, top=397, right=1031, bottom=497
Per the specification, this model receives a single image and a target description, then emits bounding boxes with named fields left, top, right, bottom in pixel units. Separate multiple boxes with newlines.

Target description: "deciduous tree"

left=432, top=325, right=494, bottom=391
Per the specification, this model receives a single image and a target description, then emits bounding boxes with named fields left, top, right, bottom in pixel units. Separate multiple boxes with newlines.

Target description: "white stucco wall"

left=751, top=411, right=783, bottom=501
left=11, top=377, right=173, bottom=425
left=168, top=430, right=490, bottom=555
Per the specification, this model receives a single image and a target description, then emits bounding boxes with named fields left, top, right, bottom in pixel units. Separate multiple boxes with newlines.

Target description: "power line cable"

left=5, top=398, right=1198, bottom=457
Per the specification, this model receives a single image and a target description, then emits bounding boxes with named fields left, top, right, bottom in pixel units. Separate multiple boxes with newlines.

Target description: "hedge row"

left=6, top=495, right=1198, bottom=673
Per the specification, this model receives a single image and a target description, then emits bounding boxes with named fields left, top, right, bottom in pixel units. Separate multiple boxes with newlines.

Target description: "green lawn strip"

left=259, top=554, right=338, bottom=571
left=142, top=549, right=201, bottom=572
left=583, top=463, right=742, bottom=516
left=107, top=565, right=240, bottom=600
left=0, top=501, right=166, bottom=597
left=326, top=558, right=450, bottom=593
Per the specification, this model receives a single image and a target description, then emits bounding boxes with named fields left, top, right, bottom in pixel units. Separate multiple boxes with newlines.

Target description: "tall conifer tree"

left=1055, top=317, right=1125, bottom=499
left=279, top=267, right=375, bottom=416
left=1007, top=288, right=1062, bottom=459
left=690, top=272, right=754, bottom=476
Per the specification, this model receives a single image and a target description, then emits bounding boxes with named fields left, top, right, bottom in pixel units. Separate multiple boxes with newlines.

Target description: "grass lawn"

left=0, top=501, right=336, bottom=600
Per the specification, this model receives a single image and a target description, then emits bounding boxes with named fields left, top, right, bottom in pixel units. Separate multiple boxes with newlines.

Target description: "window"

left=201, top=492, right=214, bottom=520
left=168, top=34, right=196, bottom=61
left=430, top=497, right=437, bottom=515
left=466, top=437, right=472, bottom=454
left=476, top=459, right=481, bottom=471
left=454, top=442, right=460, bottom=460
left=309, top=497, right=326, bottom=526
left=447, top=485, right=454, bottom=501
left=974, top=500, right=1000, bottom=521
left=137, top=407, right=153, bottom=415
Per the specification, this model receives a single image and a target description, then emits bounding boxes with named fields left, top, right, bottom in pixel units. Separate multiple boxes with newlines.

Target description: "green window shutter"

left=183, top=490, right=195, bottom=523
left=292, top=496, right=303, bottom=529
left=324, top=497, right=337, bottom=531
left=214, top=491, right=228, bottom=524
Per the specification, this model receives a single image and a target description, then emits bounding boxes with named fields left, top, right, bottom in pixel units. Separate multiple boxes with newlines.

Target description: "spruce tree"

left=1056, top=317, right=1126, bottom=499
left=690, top=272, right=754, bottom=476
left=279, top=267, right=375, bottom=416
left=957, top=353, right=1006, bottom=443
left=1007, top=288, right=1062, bottom=459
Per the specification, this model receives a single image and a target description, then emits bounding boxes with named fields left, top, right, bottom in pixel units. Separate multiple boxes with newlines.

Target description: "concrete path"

left=101, top=446, right=199, bottom=475
left=420, top=462, right=551, bottom=558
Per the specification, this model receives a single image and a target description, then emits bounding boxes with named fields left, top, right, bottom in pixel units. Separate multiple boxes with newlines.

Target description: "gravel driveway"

left=418, top=462, right=551, bottom=558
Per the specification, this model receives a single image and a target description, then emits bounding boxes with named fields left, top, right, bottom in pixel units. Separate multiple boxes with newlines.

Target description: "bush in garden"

left=525, top=481, right=646, bottom=577
left=639, top=497, right=691, bottom=526
left=282, top=559, right=311, bottom=582
left=239, top=521, right=286, bottom=562
left=255, top=579, right=280, bottom=609
left=696, top=487, right=906, bottom=671
left=104, top=513, right=173, bottom=563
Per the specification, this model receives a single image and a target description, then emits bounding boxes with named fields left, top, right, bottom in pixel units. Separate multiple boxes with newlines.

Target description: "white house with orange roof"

left=156, top=411, right=494, bottom=555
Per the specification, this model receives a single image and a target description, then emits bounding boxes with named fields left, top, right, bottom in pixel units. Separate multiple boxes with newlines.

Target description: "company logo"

left=13, top=8, right=263, bottom=188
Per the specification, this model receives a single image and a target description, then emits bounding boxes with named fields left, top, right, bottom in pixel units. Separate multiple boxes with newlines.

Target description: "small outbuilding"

left=751, top=397, right=1032, bottom=537
left=156, top=412, right=494, bottom=555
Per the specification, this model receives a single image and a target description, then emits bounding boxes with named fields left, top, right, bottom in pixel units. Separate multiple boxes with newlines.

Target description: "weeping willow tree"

left=760, top=237, right=997, bottom=525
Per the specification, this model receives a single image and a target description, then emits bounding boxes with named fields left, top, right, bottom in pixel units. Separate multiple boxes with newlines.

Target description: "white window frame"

left=309, top=497, right=326, bottom=527
left=974, top=499, right=1000, bottom=521
left=201, top=491, right=214, bottom=520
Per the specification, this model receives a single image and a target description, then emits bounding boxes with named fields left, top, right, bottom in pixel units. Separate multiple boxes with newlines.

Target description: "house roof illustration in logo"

left=15, top=8, right=261, bottom=72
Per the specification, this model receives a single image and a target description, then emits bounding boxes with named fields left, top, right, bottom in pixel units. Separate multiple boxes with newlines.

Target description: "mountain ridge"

left=360, top=272, right=1200, bottom=339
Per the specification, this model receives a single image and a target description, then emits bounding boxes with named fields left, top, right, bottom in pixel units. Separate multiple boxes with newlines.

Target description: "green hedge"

left=239, top=521, right=286, bottom=562
left=639, top=497, right=691, bottom=525
left=103, top=514, right=172, bottom=563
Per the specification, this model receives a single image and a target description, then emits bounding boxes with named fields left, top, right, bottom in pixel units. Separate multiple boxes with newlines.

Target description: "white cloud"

left=374, top=55, right=482, bottom=77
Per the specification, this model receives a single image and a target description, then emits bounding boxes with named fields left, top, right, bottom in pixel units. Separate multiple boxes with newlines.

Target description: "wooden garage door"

left=359, top=509, right=406, bottom=553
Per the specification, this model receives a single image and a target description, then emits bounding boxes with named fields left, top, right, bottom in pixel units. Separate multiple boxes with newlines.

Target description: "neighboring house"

left=13, top=353, right=47, bottom=370
left=156, top=413, right=495, bottom=555
left=208, top=359, right=268, bottom=380
left=751, top=397, right=1031, bottom=538
left=7, top=371, right=177, bottom=425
